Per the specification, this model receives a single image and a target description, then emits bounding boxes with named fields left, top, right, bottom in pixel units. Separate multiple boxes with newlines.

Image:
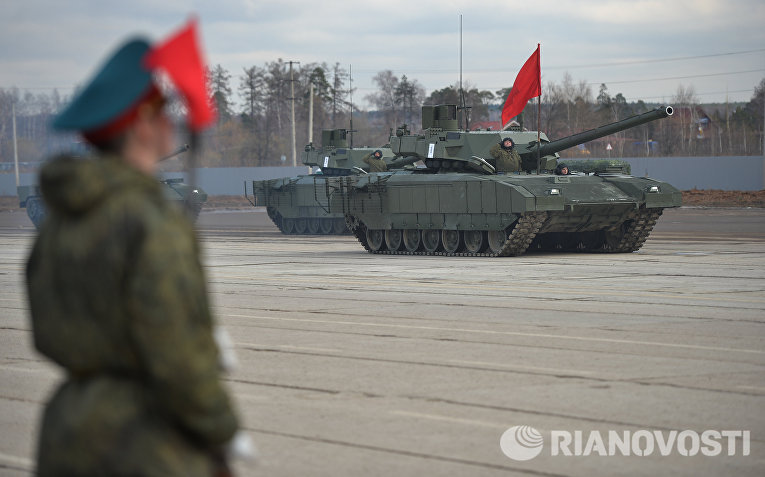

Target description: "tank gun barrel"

left=387, top=155, right=421, bottom=170
left=160, top=143, right=190, bottom=161
left=527, top=106, right=673, bottom=157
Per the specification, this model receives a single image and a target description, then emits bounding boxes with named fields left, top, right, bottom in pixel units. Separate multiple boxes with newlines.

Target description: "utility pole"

left=13, top=103, right=19, bottom=187
left=307, top=82, right=314, bottom=174
left=287, top=60, right=300, bottom=166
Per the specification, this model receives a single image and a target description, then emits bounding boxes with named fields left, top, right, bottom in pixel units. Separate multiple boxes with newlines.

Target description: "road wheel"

left=319, top=218, right=334, bottom=234
left=295, top=218, right=308, bottom=234
left=282, top=217, right=296, bottom=234
left=463, top=230, right=486, bottom=253
left=333, top=218, right=347, bottom=234
left=365, top=229, right=385, bottom=251
left=385, top=229, right=403, bottom=251
left=441, top=229, right=462, bottom=253
left=422, top=229, right=441, bottom=253
left=403, top=229, right=421, bottom=252
left=487, top=230, right=507, bottom=254
left=308, top=218, right=320, bottom=234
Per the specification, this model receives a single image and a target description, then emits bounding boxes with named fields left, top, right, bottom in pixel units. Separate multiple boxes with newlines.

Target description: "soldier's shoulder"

left=104, top=181, right=188, bottom=234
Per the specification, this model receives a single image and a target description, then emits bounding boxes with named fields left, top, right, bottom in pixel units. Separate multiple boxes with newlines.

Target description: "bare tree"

left=329, top=63, right=350, bottom=128
left=208, top=65, right=233, bottom=123
left=239, top=65, right=266, bottom=120
left=394, top=75, right=426, bottom=127
left=672, top=84, right=699, bottom=154
left=366, top=70, right=400, bottom=130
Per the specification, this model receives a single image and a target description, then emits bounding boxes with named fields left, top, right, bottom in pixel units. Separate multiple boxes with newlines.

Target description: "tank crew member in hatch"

left=363, top=149, right=388, bottom=172
left=489, top=137, right=522, bottom=173
left=555, top=163, right=570, bottom=175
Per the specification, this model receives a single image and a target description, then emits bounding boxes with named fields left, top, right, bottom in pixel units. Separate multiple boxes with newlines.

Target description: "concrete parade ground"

left=0, top=206, right=763, bottom=476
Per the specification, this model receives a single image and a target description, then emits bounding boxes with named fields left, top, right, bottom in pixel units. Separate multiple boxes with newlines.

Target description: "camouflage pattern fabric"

left=26, top=154, right=238, bottom=476
left=489, top=143, right=521, bottom=173
left=362, top=153, right=388, bottom=172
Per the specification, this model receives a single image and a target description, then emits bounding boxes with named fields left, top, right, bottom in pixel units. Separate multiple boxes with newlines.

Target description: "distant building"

left=674, top=106, right=712, bottom=139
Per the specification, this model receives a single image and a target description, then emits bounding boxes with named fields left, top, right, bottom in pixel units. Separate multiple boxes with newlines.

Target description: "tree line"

left=1, top=64, right=763, bottom=169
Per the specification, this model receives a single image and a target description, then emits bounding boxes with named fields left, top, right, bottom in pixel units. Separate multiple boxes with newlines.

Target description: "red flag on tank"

left=501, top=44, right=541, bottom=128
left=144, top=17, right=215, bottom=131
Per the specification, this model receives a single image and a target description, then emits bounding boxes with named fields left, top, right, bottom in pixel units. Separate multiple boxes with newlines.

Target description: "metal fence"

left=2, top=157, right=762, bottom=197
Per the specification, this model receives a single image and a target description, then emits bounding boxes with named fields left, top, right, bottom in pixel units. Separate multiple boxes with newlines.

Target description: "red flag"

left=144, top=18, right=215, bottom=131
left=501, top=44, right=541, bottom=128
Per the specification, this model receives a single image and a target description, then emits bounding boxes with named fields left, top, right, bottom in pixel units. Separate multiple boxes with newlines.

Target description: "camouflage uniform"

left=26, top=154, right=238, bottom=476
left=489, top=143, right=522, bottom=173
left=362, top=153, right=388, bottom=172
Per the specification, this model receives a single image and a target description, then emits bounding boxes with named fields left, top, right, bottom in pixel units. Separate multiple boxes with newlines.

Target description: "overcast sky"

left=2, top=0, right=764, bottom=110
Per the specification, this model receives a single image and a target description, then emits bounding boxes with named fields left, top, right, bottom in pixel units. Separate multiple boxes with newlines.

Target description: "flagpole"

left=536, top=43, right=541, bottom=174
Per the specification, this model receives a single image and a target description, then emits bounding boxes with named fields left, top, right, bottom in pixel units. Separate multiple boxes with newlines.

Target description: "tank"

left=18, top=144, right=207, bottom=229
left=246, top=128, right=403, bottom=234
left=322, top=104, right=681, bottom=256
left=160, top=177, right=208, bottom=220
left=17, top=184, right=47, bottom=229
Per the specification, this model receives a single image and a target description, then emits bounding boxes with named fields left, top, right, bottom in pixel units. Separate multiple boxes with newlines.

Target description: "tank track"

left=266, top=207, right=285, bottom=233
left=346, top=212, right=548, bottom=257
left=602, top=208, right=663, bottom=253
left=269, top=207, right=349, bottom=235
left=25, top=197, right=47, bottom=230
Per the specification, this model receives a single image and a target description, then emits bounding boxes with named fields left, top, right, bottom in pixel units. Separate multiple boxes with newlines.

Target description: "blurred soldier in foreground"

left=26, top=21, right=248, bottom=476
left=362, top=149, right=388, bottom=172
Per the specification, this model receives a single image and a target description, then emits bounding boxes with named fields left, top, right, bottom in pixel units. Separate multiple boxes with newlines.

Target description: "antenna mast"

left=349, top=64, right=354, bottom=149
left=458, top=14, right=470, bottom=130
left=459, top=13, right=462, bottom=102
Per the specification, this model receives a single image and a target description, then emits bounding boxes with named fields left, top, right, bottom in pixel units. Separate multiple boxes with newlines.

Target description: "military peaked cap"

left=52, top=38, right=154, bottom=134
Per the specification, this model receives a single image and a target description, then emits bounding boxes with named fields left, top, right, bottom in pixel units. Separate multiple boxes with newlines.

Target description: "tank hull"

left=326, top=171, right=681, bottom=256
left=19, top=181, right=207, bottom=229
left=247, top=135, right=395, bottom=235
left=250, top=175, right=349, bottom=235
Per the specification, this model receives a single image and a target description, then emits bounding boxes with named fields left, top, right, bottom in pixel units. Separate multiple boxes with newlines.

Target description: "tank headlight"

left=647, top=186, right=660, bottom=193
left=549, top=188, right=561, bottom=195
left=192, top=189, right=199, bottom=194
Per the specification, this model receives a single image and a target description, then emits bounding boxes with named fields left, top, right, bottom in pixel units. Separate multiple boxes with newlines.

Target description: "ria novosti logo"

left=501, top=425, right=751, bottom=460
left=500, top=426, right=544, bottom=461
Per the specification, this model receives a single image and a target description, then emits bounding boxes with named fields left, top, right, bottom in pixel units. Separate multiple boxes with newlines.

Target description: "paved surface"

left=0, top=207, right=763, bottom=476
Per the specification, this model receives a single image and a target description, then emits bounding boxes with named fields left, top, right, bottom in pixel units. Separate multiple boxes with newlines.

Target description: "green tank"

left=160, top=176, right=208, bottom=220
left=323, top=104, right=681, bottom=256
left=247, top=128, right=401, bottom=234
left=17, top=184, right=47, bottom=229
left=17, top=144, right=207, bottom=229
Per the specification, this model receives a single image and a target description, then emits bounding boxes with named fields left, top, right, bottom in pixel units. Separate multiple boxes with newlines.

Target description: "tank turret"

left=390, top=104, right=673, bottom=173
left=302, top=129, right=395, bottom=175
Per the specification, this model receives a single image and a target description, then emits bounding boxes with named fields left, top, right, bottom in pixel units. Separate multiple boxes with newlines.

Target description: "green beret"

left=52, top=38, right=154, bottom=133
